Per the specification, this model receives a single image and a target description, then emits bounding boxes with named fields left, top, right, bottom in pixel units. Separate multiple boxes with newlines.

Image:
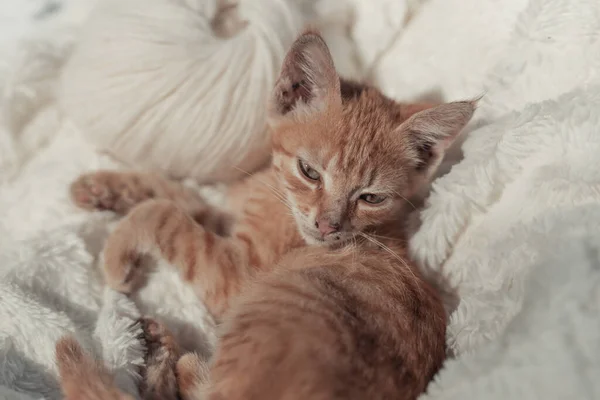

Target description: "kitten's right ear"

left=269, top=31, right=341, bottom=126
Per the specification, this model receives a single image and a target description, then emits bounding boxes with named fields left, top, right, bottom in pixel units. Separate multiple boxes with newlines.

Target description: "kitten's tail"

left=55, top=335, right=134, bottom=400
left=176, top=353, right=211, bottom=400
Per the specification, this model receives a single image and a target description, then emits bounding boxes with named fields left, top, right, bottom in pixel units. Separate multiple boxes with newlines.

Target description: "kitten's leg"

left=102, top=199, right=256, bottom=318
left=176, top=353, right=211, bottom=400
left=70, top=170, right=205, bottom=216
left=139, top=317, right=181, bottom=400
left=55, top=336, right=135, bottom=400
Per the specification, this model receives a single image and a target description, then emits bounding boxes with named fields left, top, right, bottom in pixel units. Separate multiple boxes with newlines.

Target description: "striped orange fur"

left=64, top=30, right=476, bottom=400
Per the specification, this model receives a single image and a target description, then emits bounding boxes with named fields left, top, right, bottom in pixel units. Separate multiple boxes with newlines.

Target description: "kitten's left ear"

left=400, top=100, right=476, bottom=176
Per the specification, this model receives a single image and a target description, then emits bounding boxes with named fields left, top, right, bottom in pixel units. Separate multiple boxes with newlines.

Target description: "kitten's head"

left=269, top=31, right=475, bottom=246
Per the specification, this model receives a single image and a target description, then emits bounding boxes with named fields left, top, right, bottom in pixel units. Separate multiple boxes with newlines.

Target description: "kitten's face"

left=272, top=98, right=420, bottom=245
left=269, top=31, right=475, bottom=246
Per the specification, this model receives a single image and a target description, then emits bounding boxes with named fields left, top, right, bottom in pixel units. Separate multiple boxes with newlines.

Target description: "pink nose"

left=315, top=219, right=341, bottom=237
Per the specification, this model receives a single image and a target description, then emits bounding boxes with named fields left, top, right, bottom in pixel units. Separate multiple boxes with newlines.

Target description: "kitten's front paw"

left=139, top=317, right=180, bottom=400
left=70, top=172, right=118, bottom=211
left=70, top=171, right=147, bottom=214
left=140, top=317, right=181, bottom=362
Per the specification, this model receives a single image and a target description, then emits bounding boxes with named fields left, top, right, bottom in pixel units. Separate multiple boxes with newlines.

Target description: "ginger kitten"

left=57, top=31, right=475, bottom=400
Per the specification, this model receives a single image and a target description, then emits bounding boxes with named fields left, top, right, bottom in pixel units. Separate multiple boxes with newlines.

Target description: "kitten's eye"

left=298, top=159, right=320, bottom=181
left=359, top=193, right=386, bottom=204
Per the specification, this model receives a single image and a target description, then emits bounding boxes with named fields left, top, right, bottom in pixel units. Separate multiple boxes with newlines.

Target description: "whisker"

left=233, top=166, right=295, bottom=212
left=359, top=232, right=422, bottom=291
left=390, top=189, right=417, bottom=211
left=351, top=235, right=358, bottom=269
left=232, top=166, right=286, bottom=198
left=266, top=190, right=295, bottom=212
left=367, top=233, right=408, bottom=243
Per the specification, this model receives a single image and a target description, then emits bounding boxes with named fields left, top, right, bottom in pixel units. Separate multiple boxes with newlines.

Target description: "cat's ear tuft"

left=269, top=31, right=341, bottom=125
left=400, top=100, right=476, bottom=176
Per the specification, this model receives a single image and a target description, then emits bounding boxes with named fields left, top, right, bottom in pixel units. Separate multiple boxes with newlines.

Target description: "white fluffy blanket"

left=1, top=0, right=599, bottom=399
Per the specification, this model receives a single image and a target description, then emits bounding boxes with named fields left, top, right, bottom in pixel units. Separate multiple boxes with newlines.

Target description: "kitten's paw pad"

left=70, top=174, right=108, bottom=210
left=139, top=317, right=180, bottom=358
left=140, top=317, right=164, bottom=340
left=70, top=172, right=144, bottom=214
left=70, top=172, right=124, bottom=211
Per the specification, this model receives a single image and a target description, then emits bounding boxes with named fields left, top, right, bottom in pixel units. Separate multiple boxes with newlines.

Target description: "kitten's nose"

left=315, top=219, right=341, bottom=237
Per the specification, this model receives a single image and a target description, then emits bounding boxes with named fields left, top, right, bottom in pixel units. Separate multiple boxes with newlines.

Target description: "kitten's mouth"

left=299, top=225, right=350, bottom=246
left=305, top=233, right=328, bottom=245
left=298, top=225, right=327, bottom=245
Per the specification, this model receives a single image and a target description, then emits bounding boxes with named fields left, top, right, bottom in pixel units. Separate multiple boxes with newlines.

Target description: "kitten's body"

left=56, top=31, right=475, bottom=400
left=202, top=245, right=446, bottom=400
